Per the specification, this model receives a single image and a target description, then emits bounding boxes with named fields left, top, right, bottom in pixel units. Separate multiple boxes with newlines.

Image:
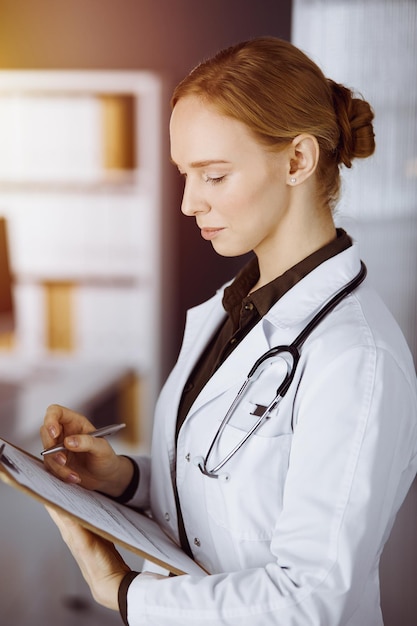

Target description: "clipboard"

left=0, top=437, right=206, bottom=577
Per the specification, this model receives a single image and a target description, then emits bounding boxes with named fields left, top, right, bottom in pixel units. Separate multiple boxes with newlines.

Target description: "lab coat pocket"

left=205, top=424, right=293, bottom=540
left=225, top=356, right=295, bottom=438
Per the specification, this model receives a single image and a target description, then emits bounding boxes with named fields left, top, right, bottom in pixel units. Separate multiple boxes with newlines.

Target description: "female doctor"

left=41, top=37, right=417, bottom=625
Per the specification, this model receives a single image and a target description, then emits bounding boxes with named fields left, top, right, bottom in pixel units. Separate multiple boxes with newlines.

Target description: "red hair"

left=172, top=37, right=375, bottom=210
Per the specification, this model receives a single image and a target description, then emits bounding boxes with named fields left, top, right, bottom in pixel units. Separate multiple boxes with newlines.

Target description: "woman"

left=41, top=37, right=417, bottom=625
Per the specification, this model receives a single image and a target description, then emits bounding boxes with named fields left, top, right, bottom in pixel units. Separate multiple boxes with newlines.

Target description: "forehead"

left=169, top=96, right=261, bottom=166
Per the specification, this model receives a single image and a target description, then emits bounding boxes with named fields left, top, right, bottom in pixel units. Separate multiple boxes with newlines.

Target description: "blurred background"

left=0, top=0, right=415, bottom=624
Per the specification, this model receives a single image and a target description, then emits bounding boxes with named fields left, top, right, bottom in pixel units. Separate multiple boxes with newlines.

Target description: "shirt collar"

left=222, top=229, right=353, bottom=319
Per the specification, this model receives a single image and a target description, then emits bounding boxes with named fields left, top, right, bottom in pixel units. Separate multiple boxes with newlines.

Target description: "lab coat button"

left=164, top=512, right=170, bottom=522
left=185, top=453, right=191, bottom=462
left=194, top=537, right=201, bottom=547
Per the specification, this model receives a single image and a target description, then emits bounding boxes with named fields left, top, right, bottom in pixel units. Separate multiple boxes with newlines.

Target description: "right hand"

left=40, top=404, right=134, bottom=497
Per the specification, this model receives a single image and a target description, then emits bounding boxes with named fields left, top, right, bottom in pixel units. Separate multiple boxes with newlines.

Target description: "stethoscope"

left=195, top=261, right=367, bottom=481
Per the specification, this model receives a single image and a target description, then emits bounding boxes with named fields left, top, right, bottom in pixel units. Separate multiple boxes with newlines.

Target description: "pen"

left=41, top=423, right=126, bottom=456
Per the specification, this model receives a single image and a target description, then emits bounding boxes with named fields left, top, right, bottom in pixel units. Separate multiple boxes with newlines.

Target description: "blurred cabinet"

left=0, top=71, right=163, bottom=449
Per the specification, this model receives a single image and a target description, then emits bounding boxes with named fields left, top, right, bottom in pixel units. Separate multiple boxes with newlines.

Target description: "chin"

left=211, top=242, right=252, bottom=258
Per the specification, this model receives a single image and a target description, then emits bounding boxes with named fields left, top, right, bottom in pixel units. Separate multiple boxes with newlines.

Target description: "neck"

left=253, top=208, right=336, bottom=291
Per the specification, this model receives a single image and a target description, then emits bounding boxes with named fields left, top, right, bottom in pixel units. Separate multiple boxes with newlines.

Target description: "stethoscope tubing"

left=198, top=261, right=367, bottom=479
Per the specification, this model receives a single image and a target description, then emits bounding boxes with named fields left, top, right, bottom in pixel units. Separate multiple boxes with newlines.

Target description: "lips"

left=200, top=227, right=225, bottom=241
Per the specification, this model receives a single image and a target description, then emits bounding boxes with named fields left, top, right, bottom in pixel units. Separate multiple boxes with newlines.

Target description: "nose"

left=181, top=178, right=210, bottom=217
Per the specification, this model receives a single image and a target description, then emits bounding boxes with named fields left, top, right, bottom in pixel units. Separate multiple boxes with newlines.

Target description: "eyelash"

left=203, top=175, right=225, bottom=185
left=177, top=172, right=225, bottom=185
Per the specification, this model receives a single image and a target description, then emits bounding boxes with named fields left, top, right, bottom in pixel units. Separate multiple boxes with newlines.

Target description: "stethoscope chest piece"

left=194, top=455, right=230, bottom=482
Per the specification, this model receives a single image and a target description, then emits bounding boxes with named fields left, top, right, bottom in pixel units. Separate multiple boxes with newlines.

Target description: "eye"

left=203, top=174, right=225, bottom=185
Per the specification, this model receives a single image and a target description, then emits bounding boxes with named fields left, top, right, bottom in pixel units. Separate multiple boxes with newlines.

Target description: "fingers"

left=43, top=451, right=82, bottom=484
left=41, top=404, right=98, bottom=482
left=41, top=407, right=121, bottom=490
left=40, top=404, right=125, bottom=494
left=46, top=505, right=75, bottom=533
left=42, top=436, right=112, bottom=485
left=62, top=432, right=113, bottom=456
left=40, top=404, right=95, bottom=449
left=42, top=434, right=111, bottom=484
left=46, top=506, right=96, bottom=550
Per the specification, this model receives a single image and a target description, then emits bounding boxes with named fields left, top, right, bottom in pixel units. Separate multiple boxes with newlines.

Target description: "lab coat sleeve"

left=123, top=343, right=417, bottom=625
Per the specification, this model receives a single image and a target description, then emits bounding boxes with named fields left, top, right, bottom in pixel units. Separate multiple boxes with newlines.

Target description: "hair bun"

left=328, top=79, right=375, bottom=168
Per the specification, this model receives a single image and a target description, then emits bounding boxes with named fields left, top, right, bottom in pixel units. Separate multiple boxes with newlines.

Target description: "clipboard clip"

left=0, top=443, right=20, bottom=473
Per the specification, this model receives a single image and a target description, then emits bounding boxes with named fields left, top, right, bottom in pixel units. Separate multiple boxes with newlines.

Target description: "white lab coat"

left=126, top=242, right=417, bottom=625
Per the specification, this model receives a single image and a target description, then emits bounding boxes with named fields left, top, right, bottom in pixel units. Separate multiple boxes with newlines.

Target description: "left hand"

left=46, top=506, right=131, bottom=611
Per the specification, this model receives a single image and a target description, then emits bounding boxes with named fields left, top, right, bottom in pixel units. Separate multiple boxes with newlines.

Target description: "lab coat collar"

left=264, top=242, right=362, bottom=329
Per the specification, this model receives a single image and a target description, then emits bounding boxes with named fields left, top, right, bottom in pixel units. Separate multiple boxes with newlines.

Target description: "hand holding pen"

left=41, top=423, right=126, bottom=456
left=40, top=404, right=135, bottom=497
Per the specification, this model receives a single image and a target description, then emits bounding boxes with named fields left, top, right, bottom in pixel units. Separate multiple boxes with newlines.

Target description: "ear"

left=287, top=134, right=319, bottom=185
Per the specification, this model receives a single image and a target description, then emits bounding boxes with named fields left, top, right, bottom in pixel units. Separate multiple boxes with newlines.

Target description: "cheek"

left=211, top=188, right=248, bottom=220
left=221, top=178, right=261, bottom=216
left=212, top=172, right=283, bottom=226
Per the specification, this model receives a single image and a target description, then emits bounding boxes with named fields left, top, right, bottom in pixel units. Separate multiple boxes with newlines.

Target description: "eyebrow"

left=170, top=158, right=230, bottom=168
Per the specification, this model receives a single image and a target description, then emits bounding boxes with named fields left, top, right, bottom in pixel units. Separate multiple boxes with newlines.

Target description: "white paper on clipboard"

left=0, top=437, right=206, bottom=576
